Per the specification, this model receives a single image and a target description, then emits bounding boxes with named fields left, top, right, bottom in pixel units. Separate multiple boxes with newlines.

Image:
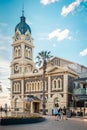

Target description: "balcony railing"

left=73, top=88, right=86, bottom=95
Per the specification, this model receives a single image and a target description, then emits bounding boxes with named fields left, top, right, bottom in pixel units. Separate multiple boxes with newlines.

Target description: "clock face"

left=25, top=35, right=30, bottom=40
left=14, top=64, right=19, bottom=71
left=16, top=33, right=20, bottom=40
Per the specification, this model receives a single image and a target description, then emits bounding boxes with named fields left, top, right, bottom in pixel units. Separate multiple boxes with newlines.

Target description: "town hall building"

left=10, top=11, right=87, bottom=115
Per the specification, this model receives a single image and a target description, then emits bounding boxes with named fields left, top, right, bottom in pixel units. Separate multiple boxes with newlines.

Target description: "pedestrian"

left=53, top=104, right=59, bottom=121
left=58, top=107, right=62, bottom=120
left=63, top=106, right=67, bottom=120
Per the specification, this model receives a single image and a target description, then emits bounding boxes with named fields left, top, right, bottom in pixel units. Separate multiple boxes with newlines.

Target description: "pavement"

left=43, top=115, right=87, bottom=122
left=0, top=111, right=87, bottom=121
left=0, top=115, right=87, bottom=130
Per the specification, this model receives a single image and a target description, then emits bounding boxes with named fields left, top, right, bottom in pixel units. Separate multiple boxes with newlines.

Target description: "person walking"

left=53, top=104, right=59, bottom=121
left=58, top=107, right=62, bottom=120
left=63, top=106, right=67, bottom=120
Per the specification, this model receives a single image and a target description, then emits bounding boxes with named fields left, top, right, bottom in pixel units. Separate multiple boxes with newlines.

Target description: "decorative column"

left=63, top=74, right=68, bottom=107
left=48, top=75, right=53, bottom=115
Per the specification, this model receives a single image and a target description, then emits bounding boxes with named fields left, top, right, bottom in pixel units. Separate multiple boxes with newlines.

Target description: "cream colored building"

left=10, top=12, right=87, bottom=115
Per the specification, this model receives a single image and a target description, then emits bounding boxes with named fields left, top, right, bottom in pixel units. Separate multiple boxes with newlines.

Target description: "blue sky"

left=0, top=0, right=87, bottom=102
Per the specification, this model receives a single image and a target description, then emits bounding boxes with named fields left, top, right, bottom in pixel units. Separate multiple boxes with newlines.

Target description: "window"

left=58, top=79, right=62, bottom=89
left=38, top=82, right=40, bottom=91
left=58, top=80, right=60, bottom=88
left=32, top=83, right=34, bottom=91
left=54, top=80, right=56, bottom=88
left=52, top=79, right=57, bottom=90
left=25, top=47, right=32, bottom=59
left=18, top=47, right=21, bottom=56
left=52, top=78, right=62, bottom=90
left=26, top=83, right=29, bottom=92
left=14, top=46, right=21, bottom=58
left=13, top=83, right=20, bottom=93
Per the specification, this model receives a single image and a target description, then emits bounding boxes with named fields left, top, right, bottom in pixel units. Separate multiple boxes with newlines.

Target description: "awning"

left=27, top=95, right=41, bottom=102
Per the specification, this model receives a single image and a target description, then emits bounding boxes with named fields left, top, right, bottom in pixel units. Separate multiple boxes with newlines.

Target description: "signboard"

left=76, top=95, right=87, bottom=101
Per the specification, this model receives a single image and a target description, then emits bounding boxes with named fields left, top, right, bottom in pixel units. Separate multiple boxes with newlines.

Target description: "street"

left=0, top=116, right=87, bottom=130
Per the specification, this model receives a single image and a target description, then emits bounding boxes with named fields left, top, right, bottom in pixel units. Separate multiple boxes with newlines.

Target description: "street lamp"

left=0, top=82, right=2, bottom=92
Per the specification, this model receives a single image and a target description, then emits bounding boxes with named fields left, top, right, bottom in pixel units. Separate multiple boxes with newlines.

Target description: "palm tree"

left=36, top=51, right=53, bottom=115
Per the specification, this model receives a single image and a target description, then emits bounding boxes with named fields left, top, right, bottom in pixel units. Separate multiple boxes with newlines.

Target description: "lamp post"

left=0, top=82, right=2, bottom=92
left=36, top=51, right=53, bottom=115
left=42, top=60, right=46, bottom=115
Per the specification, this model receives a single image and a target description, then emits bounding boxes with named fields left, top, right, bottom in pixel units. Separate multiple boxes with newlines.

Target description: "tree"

left=36, top=51, right=53, bottom=115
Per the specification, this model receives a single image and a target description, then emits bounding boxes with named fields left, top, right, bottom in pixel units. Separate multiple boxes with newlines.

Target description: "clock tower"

left=10, top=10, right=35, bottom=112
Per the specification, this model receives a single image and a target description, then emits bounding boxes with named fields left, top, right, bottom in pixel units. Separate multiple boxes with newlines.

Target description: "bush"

left=0, top=116, right=45, bottom=125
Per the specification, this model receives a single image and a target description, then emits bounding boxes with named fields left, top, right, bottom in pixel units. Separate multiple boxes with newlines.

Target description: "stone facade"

left=10, top=12, right=87, bottom=115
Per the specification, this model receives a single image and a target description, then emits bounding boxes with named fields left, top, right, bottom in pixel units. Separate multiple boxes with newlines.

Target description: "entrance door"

left=33, top=102, right=39, bottom=113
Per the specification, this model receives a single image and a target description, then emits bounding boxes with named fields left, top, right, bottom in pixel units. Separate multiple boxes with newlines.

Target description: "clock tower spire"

left=10, top=11, right=35, bottom=112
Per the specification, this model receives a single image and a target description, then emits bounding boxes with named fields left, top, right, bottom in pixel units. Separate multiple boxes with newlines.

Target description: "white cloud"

left=0, top=33, right=11, bottom=44
left=48, top=29, right=70, bottom=41
left=0, top=57, right=10, bottom=93
left=0, top=33, right=11, bottom=95
left=0, top=93, right=11, bottom=107
left=40, top=0, right=58, bottom=5
left=80, top=48, right=87, bottom=56
left=61, top=0, right=82, bottom=16
left=0, top=57, right=10, bottom=73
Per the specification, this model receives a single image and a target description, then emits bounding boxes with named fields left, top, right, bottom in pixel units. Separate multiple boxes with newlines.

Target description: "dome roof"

left=15, top=14, right=31, bottom=34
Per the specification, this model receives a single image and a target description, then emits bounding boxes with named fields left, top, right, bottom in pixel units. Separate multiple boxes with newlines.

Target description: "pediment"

left=47, top=66, right=65, bottom=74
left=47, top=66, right=78, bottom=76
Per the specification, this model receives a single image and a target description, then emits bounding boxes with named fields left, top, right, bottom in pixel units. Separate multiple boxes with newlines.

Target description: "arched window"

left=41, top=81, right=43, bottom=91
left=29, top=82, right=31, bottom=92
left=36, top=82, right=38, bottom=91
left=52, top=79, right=57, bottom=90
left=52, top=78, right=62, bottom=90
left=54, top=97, right=59, bottom=107
left=34, top=82, right=36, bottom=91
left=28, top=49, right=31, bottom=58
left=17, top=83, right=20, bottom=92
left=18, top=47, right=21, bottom=56
left=54, top=80, right=56, bottom=88
left=13, top=83, right=17, bottom=92
left=57, top=79, right=62, bottom=89
left=38, top=82, right=40, bottom=91
left=26, top=82, right=29, bottom=92
left=58, top=80, right=60, bottom=88
left=13, top=83, right=20, bottom=93
left=28, top=65, right=32, bottom=72
left=26, top=48, right=28, bottom=57
left=25, top=47, right=31, bottom=59
left=15, top=48, right=18, bottom=57
left=32, top=82, right=34, bottom=91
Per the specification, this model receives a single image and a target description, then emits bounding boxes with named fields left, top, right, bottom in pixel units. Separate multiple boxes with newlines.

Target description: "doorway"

left=33, top=102, right=39, bottom=113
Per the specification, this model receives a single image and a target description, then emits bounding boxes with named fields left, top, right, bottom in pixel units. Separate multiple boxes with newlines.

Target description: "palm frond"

left=36, top=56, right=40, bottom=60
left=48, top=51, right=51, bottom=55
left=36, top=50, right=53, bottom=67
